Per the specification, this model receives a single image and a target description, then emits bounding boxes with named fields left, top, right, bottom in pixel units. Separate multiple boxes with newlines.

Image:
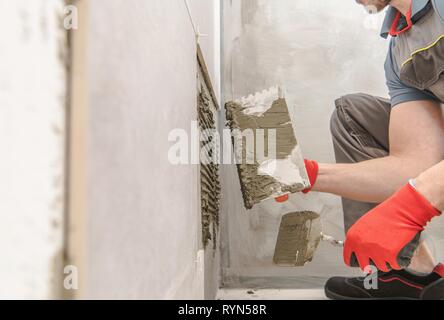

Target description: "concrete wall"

left=71, top=0, right=221, bottom=299
left=0, top=0, right=67, bottom=299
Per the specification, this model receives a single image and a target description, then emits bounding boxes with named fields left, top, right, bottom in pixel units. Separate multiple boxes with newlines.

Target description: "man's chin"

left=356, top=0, right=390, bottom=13
left=364, top=5, right=386, bottom=14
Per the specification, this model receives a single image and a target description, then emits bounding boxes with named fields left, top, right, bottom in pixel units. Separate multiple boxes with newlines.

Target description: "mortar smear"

left=199, top=87, right=221, bottom=249
left=225, top=86, right=310, bottom=209
left=273, top=211, right=321, bottom=267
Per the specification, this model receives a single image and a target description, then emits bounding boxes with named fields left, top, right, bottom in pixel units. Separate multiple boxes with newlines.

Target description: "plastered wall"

left=0, top=0, right=67, bottom=299
left=72, top=0, right=221, bottom=299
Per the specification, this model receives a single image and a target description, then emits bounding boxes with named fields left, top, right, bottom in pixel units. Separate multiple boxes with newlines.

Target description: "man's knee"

left=330, top=93, right=391, bottom=163
left=330, top=94, right=362, bottom=141
left=330, top=93, right=389, bottom=140
left=330, top=106, right=341, bottom=142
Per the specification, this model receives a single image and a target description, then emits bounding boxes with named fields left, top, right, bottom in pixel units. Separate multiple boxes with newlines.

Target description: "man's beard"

left=374, top=0, right=391, bottom=11
left=362, top=0, right=391, bottom=13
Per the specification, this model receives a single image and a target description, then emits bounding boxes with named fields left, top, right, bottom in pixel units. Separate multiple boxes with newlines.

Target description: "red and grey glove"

left=275, top=159, right=319, bottom=203
left=344, top=183, right=441, bottom=272
left=302, top=159, right=319, bottom=194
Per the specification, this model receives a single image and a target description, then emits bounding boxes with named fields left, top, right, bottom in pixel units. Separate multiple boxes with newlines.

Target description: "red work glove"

left=344, top=183, right=441, bottom=272
left=302, top=159, right=319, bottom=194
left=275, top=159, right=319, bottom=203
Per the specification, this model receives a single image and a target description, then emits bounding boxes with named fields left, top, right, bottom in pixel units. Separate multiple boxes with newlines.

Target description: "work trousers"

left=330, top=93, right=392, bottom=232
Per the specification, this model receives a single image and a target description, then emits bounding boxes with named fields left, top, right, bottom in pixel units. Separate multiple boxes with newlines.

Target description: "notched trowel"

left=225, top=86, right=311, bottom=209
left=273, top=211, right=344, bottom=267
left=273, top=211, right=321, bottom=266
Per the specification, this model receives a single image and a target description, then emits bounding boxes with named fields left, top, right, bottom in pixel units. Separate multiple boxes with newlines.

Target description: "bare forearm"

left=313, top=156, right=432, bottom=203
left=313, top=100, right=444, bottom=204
left=415, top=161, right=444, bottom=212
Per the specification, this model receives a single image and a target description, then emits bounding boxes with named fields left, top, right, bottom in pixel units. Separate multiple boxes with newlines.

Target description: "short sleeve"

left=385, top=40, right=438, bottom=107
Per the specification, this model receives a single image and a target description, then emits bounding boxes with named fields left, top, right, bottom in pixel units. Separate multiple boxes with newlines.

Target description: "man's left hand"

left=344, top=183, right=441, bottom=272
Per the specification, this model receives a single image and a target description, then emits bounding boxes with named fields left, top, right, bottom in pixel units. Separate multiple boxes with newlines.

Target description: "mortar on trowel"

left=225, top=86, right=343, bottom=267
left=226, top=86, right=311, bottom=207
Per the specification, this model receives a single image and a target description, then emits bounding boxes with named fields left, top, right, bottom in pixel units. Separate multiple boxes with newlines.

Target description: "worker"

left=301, top=0, right=444, bottom=299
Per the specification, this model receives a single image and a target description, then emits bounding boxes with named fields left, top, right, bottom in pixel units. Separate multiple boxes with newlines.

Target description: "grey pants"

left=330, top=93, right=392, bottom=232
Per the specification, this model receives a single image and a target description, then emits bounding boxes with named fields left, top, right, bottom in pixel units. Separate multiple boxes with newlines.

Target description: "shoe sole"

left=325, top=288, right=419, bottom=300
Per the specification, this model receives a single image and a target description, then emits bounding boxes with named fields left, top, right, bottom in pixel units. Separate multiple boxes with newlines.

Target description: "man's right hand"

left=302, top=159, right=319, bottom=194
left=274, top=159, right=319, bottom=203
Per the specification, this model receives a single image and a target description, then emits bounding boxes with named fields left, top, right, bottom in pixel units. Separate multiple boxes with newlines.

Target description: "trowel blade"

left=273, top=211, right=322, bottom=267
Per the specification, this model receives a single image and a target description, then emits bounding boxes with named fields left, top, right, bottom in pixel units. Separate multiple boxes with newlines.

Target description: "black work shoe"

left=325, top=264, right=444, bottom=300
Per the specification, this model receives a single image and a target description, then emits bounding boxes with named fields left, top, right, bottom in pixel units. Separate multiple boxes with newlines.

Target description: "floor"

left=217, top=288, right=328, bottom=300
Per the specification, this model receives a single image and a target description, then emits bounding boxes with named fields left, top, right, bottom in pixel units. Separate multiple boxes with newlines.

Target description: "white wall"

left=0, top=0, right=67, bottom=299
left=81, top=0, right=221, bottom=299
left=188, top=0, right=221, bottom=102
